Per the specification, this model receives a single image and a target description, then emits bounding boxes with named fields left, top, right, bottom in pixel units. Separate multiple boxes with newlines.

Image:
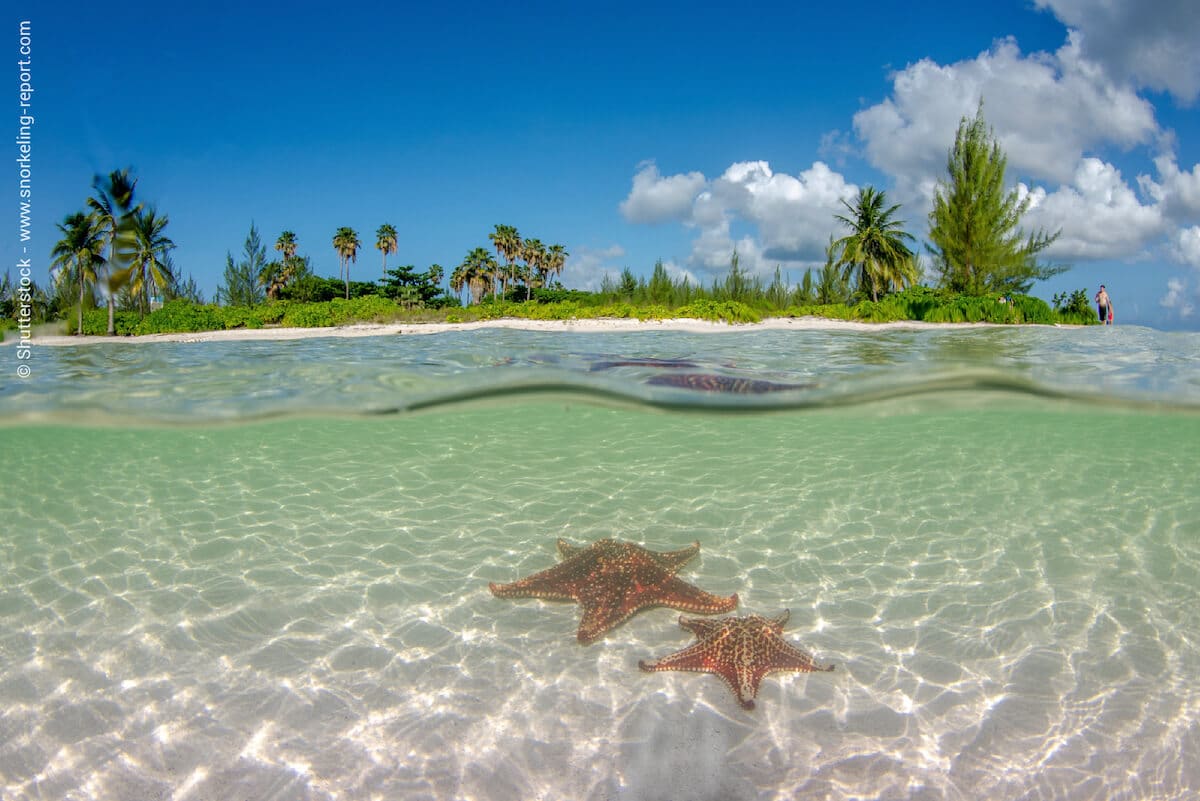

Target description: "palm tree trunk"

left=78, top=274, right=85, bottom=335
left=105, top=242, right=116, bottom=335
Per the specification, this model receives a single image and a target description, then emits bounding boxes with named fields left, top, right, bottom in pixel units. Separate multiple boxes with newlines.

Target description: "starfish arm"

left=656, top=577, right=738, bottom=615
left=766, top=640, right=836, bottom=673
left=488, top=553, right=596, bottom=600
left=678, top=615, right=730, bottom=638
left=556, top=538, right=586, bottom=559
left=638, top=640, right=762, bottom=710
left=731, top=667, right=768, bottom=710
left=649, top=541, right=701, bottom=572
left=577, top=598, right=640, bottom=645
left=638, top=640, right=715, bottom=674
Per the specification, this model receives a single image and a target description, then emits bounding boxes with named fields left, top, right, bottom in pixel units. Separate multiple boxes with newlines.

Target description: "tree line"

left=28, top=103, right=1072, bottom=335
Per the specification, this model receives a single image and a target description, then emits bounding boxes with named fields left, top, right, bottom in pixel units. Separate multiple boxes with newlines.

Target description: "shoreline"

left=6, top=316, right=1024, bottom=346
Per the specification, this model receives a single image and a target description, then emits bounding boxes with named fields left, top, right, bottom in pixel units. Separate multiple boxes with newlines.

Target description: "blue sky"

left=18, top=0, right=1200, bottom=329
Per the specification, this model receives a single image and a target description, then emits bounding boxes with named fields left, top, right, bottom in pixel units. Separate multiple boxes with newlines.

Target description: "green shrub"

left=280, top=303, right=334, bottom=327
left=131, top=301, right=222, bottom=334
left=853, top=299, right=907, bottom=323
left=596, top=303, right=636, bottom=319
left=1011, top=294, right=1056, bottom=325
left=516, top=288, right=601, bottom=306
left=521, top=300, right=585, bottom=320
left=82, top=308, right=139, bottom=335
left=255, top=303, right=288, bottom=324
left=218, top=305, right=266, bottom=329
left=1055, top=309, right=1098, bottom=325
left=635, top=304, right=673, bottom=321
left=675, top=299, right=760, bottom=324
left=784, top=303, right=856, bottom=320
left=326, top=295, right=400, bottom=325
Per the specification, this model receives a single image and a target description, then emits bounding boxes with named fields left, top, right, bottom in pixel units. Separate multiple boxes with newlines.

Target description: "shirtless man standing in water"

left=1095, top=285, right=1113, bottom=325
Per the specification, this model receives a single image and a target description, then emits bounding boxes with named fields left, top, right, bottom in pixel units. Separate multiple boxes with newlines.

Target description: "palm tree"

left=449, top=263, right=467, bottom=304
left=130, top=207, right=175, bottom=315
left=332, top=226, right=361, bottom=300
left=427, top=263, right=444, bottom=294
left=275, top=231, right=298, bottom=263
left=832, top=187, right=915, bottom=302
left=488, top=224, right=522, bottom=299
left=266, top=231, right=301, bottom=300
left=521, top=238, right=545, bottom=299
left=376, top=223, right=398, bottom=279
left=259, top=261, right=288, bottom=300
left=455, top=247, right=497, bottom=305
left=88, top=169, right=140, bottom=334
left=50, top=212, right=107, bottom=334
left=547, top=244, right=568, bottom=288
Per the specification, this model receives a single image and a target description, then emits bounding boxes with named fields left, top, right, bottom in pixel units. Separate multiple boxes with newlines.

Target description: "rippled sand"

left=2, top=401, right=1197, bottom=800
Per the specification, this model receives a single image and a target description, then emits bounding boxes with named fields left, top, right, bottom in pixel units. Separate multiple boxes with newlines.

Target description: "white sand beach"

left=9, top=315, right=1007, bottom=346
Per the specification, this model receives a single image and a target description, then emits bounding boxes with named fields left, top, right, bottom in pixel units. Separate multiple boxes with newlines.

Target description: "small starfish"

left=639, top=610, right=834, bottom=710
left=489, top=538, right=738, bottom=644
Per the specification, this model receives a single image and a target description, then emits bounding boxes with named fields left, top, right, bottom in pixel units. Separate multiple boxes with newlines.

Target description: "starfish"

left=646, top=373, right=814, bottom=393
left=489, top=538, right=738, bottom=645
left=639, top=610, right=834, bottom=710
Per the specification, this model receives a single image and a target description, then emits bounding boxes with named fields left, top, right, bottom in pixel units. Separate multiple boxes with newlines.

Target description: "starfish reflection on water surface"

left=639, top=610, right=834, bottom=710
left=489, top=538, right=738, bottom=645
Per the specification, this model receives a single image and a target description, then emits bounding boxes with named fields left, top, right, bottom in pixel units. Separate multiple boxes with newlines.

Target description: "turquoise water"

left=1, top=324, right=1198, bottom=800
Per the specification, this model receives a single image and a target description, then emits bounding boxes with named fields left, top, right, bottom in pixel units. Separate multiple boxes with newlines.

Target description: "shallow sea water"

left=1, top=324, right=1198, bottom=800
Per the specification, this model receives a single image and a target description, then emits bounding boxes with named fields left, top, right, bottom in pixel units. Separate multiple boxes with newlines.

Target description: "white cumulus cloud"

left=620, top=160, right=857, bottom=278
left=619, top=162, right=707, bottom=224
left=710, top=161, right=857, bottom=262
left=561, top=244, right=626, bottom=291
left=1024, top=158, right=1164, bottom=259
left=853, top=35, right=1158, bottom=190
left=1160, top=277, right=1195, bottom=317
left=1139, top=156, right=1200, bottom=221
left=1174, top=226, right=1200, bottom=269
left=1034, top=0, right=1200, bottom=104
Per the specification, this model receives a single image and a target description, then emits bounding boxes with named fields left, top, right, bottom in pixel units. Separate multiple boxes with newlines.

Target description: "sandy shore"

left=7, top=316, right=1009, bottom=346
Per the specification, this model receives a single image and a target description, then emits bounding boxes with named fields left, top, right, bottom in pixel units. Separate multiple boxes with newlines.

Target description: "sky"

left=15, top=0, right=1200, bottom=329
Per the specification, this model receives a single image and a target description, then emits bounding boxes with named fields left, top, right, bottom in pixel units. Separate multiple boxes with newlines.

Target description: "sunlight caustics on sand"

left=1, top=324, right=1197, bottom=800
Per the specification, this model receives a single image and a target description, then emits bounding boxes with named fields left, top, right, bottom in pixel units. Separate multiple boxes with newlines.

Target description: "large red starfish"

left=489, top=538, right=738, bottom=645
left=639, top=610, right=834, bottom=710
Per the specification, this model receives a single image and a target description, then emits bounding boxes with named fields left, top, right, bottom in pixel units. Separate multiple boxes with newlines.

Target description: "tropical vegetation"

left=928, top=103, right=1065, bottom=295
left=832, top=187, right=918, bottom=302
left=333, top=226, right=361, bottom=300
left=17, top=106, right=1105, bottom=339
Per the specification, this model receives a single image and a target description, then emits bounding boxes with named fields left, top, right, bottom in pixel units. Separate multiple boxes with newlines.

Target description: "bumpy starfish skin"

left=489, top=538, right=738, bottom=644
left=639, top=610, right=834, bottom=710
